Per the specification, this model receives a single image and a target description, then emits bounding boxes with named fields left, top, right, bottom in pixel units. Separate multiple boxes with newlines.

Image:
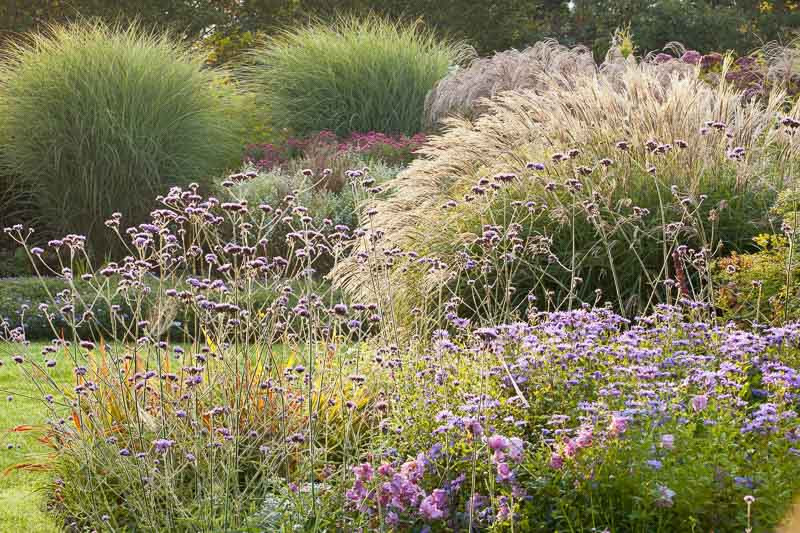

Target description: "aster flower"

left=496, top=462, right=514, bottom=483
left=419, top=489, right=448, bottom=520
left=655, top=485, right=676, bottom=507
left=475, top=327, right=499, bottom=341
left=549, top=452, right=564, bottom=469
left=487, top=435, right=509, bottom=452
left=691, top=394, right=708, bottom=412
left=153, top=439, right=174, bottom=454
left=353, top=463, right=374, bottom=482
left=609, top=414, right=629, bottom=437
left=575, top=427, right=593, bottom=448
left=646, top=459, right=663, bottom=470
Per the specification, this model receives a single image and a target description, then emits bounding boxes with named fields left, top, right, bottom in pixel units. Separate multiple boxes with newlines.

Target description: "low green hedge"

left=0, top=277, right=131, bottom=341
left=0, top=276, right=343, bottom=341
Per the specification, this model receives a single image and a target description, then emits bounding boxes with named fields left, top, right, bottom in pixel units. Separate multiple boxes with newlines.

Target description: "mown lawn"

left=0, top=343, right=69, bottom=532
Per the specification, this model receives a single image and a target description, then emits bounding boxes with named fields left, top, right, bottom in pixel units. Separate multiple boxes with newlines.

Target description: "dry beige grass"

left=763, top=39, right=800, bottom=93
left=780, top=500, right=800, bottom=533
left=424, top=40, right=597, bottom=127
left=424, top=39, right=701, bottom=128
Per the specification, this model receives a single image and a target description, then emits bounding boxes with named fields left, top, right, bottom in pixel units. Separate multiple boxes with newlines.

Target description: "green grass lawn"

left=0, top=343, right=69, bottom=532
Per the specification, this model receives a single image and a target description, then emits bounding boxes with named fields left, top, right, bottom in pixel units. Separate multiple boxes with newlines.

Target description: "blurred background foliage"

left=2, top=1, right=798, bottom=65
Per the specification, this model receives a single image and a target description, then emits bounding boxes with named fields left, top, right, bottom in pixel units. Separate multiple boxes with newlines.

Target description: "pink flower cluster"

left=551, top=415, right=630, bottom=470
left=487, top=434, right=525, bottom=484
left=346, top=454, right=437, bottom=526
left=243, top=130, right=427, bottom=171
left=346, top=434, right=527, bottom=527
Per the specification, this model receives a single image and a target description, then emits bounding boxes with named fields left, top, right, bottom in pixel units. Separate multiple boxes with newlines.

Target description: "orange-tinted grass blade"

left=4, top=463, right=52, bottom=475
left=9, top=425, right=37, bottom=432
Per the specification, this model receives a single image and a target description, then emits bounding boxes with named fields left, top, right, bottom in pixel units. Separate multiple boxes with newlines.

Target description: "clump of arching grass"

left=241, top=15, right=472, bottom=137
left=0, top=21, right=242, bottom=256
left=424, top=40, right=597, bottom=127
left=333, top=57, right=800, bottom=333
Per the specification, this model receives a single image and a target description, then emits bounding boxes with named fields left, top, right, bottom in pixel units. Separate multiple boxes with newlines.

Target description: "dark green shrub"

left=572, top=0, right=800, bottom=60
left=241, top=15, right=470, bottom=137
left=0, top=247, right=34, bottom=277
left=0, top=21, right=242, bottom=257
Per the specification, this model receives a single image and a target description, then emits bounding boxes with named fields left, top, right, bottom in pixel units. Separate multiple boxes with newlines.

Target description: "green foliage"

left=714, top=234, right=800, bottom=326
left=0, top=277, right=131, bottom=340
left=302, top=0, right=570, bottom=55
left=195, top=29, right=263, bottom=67
left=0, top=0, right=229, bottom=43
left=0, top=21, right=242, bottom=256
left=228, top=82, right=285, bottom=148
left=3, top=1, right=799, bottom=66
left=573, top=0, right=800, bottom=60
left=228, top=161, right=401, bottom=276
left=714, top=188, right=800, bottom=326
left=241, top=15, right=469, bottom=137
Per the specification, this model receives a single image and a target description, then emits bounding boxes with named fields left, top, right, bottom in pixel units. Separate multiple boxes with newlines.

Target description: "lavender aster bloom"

left=153, top=439, right=174, bottom=454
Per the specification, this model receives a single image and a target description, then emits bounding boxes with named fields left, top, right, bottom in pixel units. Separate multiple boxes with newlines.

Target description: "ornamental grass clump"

left=0, top=21, right=242, bottom=257
left=241, top=15, right=472, bottom=137
left=334, top=56, right=800, bottom=332
left=424, top=40, right=597, bottom=127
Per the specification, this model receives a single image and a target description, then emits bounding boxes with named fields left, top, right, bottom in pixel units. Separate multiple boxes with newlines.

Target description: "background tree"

left=572, top=0, right=800, bottom=59
left=0, top=1, right=227, bottom=41
left=1, top=1, right=797, bottom=63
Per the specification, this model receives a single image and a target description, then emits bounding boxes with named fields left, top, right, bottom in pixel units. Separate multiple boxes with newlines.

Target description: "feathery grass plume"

left=333, top=55, right=799, bottom=333
left=602, top=41, right=696, bottom=90
left=424, top=40, right=597, bottom=127
left=761, top=37, right=800, bottom=97
left=0, top=21, right=242, bottom=257
left=241, top=15, right=472, bottom=137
